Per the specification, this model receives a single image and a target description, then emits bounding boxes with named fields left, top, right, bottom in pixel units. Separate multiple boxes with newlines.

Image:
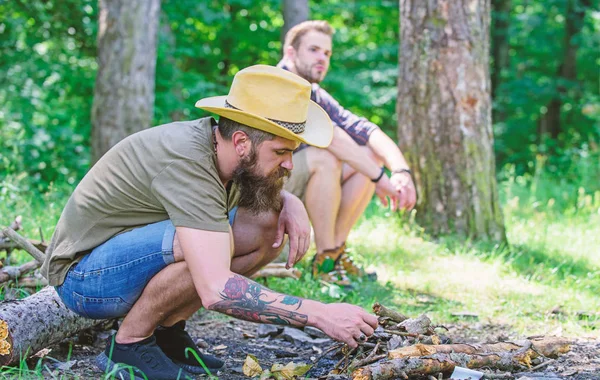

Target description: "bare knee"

left=308, top=148, right=342, bottom=174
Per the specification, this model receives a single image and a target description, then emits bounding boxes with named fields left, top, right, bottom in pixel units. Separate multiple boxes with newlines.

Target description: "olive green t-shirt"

left=41, top=117, right=239, bottom=286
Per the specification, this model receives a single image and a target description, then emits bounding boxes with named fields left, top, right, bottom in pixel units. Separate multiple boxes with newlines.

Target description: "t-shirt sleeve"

left=313, top=85, right=381, bottom=146
left=150, top=158, right=230, bottom=232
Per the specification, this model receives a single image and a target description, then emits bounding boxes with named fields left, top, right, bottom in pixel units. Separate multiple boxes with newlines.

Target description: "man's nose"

left=281, top=159, right=293, bottom=171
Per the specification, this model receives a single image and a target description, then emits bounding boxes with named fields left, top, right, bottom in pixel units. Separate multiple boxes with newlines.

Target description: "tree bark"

left=538, top=0, right=590, bottom=140
left=491, top=0, right=511, bottom=121
left=353, top=337, right=571, bottom=379
left=397, top=0, right=506, bottom=242
left=0, top=286, right=107, bottom=365
left=91, top=0, right=161, bottom=163
left=281, top=0, right=309, bottom=44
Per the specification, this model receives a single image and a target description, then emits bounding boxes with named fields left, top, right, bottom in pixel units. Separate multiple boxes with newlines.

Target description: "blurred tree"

left=538, top=0, right=592, bottom=140
left=281, top=0, right=309, bottom=44
left=397, top=0, right=506, bottom=242
left=91, top=0, right=160, bottom=162
left=491, top=0, right=511, bottom=121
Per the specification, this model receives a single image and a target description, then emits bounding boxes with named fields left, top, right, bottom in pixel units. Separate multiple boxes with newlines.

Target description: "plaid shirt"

left=278, top=63, right=380, bottom=151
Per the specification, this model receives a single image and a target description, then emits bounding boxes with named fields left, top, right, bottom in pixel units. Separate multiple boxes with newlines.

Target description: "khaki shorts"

left=284, top=148, right=311, bottom=201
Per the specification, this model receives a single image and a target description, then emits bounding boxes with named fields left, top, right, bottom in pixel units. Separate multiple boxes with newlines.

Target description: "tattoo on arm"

left=208, top=275, right=308, bottom=326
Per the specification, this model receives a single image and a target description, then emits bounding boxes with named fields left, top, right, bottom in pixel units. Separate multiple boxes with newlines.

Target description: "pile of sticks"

left=0, top=216, right=49, bottom=289
left=320, top=303, right=571, bottom=380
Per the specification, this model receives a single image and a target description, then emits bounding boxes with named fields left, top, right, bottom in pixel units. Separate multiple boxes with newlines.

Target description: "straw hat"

left=195, top=65, right=333, bottom=148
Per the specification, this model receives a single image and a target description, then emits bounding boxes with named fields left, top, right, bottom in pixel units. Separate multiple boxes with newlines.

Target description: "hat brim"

left=195, top=96, right=333, bottom=148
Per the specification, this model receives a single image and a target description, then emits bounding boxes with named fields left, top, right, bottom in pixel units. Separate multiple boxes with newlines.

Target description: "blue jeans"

left=56, top=209, right=238, bottom=319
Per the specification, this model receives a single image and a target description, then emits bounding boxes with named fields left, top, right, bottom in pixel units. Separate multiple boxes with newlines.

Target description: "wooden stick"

left=372, top=303, right=408, bottom=323
left=1, top=228, right=45, bottom=263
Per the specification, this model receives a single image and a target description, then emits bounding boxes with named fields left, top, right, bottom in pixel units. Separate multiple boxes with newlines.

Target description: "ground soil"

left=32, top=311, right=600, bottom=380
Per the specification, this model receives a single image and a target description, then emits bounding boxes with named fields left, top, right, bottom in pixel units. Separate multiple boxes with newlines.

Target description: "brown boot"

left=312, top=246, right=352, bottom=287
left=335, top=244, right=377, bottom=280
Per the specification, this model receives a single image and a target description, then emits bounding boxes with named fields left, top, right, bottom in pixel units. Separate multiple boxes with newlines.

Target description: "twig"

left=383, top=329, right=430, bottom=340
left=313, top=343, right=344, bottom=365
left=530, top=358, right=555, bottom=371
left=334, top=346, right=357, bottom=373
left=1, top=228, right=45, bottom=263
left=350, top=354, right=386, bottom=369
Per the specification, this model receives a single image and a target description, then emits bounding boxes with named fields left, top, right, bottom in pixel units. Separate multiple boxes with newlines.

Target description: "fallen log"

left=0, top=286, right=108, bottom=366
left=0, top=261, right=40, bottom=284
left=251, top=263, right=301, bottom=280
left=352, top=337, right=571, bottom=380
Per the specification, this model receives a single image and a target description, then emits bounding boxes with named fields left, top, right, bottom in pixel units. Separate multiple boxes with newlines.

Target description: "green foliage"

left=1, top=0, right=597, bottom=192
left=492, top=0, right=600, bottom=174
left=0, top=1, right=96, bottom=192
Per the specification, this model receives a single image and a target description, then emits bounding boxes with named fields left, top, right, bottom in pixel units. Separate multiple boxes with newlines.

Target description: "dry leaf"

left=33, top=348, right=52, bottom=358
left=213, top=344, right=228, bottom=350
left=270, top=361, right=312, bottom=380
left=242, top=354, right=263, bottom=378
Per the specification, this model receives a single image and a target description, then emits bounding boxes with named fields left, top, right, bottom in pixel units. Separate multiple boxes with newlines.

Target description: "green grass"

left=269, top=166, right=600, bottom=338
left=1, top=164, right=599, bottom=378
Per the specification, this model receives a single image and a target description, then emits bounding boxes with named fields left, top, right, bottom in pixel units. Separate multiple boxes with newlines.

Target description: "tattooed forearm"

left=208, top=275, right=308, bottom=326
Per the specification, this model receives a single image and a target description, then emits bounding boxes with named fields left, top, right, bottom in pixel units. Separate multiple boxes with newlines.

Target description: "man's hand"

left=273, top=191, right=311, bottom=269
left=391, top=172, right=416, bottom=210
left=374, top=174, right=401, bottom=211
left=313, top=303, right=379, bottom=348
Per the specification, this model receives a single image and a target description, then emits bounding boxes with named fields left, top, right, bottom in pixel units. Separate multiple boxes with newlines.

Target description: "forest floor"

left=25, top=310, right=600, bottom=380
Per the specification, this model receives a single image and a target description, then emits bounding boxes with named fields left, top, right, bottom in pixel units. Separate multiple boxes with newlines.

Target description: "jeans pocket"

left=74, top=292, right=132, bottom=319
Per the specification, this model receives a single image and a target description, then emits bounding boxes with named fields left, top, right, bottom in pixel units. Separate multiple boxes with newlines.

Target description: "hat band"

left=224, top=101, right=306, bottom=134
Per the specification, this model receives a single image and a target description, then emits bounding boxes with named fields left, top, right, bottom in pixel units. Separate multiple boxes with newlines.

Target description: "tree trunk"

left=91, top=0, right=161, bottom=163
left=538, top=0, right=590, bottom=140
left=281, top=0, right=309, bottom=44
left=491, top=0, right=511, bottom=121
left=397, top=0, right=506, bottom=242
left=0, top=286, right=107, bottom=365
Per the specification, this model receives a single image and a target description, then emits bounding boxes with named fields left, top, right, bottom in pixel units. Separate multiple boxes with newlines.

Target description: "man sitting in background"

left=278, top=21, right=417, bottom=286
left=42, top=65, right=379, bottom=380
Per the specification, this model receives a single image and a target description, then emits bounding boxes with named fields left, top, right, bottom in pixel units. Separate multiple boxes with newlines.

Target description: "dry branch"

left=0, top=286, right=108, bottom=366
left=251, top=263, right=301, bottom=280
left=372, top=303, right=408, bottom=323
left=1, top=228, right=45, bottom=263
left=0, top=261, right=40, bottom=284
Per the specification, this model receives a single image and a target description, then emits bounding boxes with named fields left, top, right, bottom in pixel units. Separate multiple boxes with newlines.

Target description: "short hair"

left=218, top=117, right=276, bottom=147
left=283, top=20, right=334, bottom=52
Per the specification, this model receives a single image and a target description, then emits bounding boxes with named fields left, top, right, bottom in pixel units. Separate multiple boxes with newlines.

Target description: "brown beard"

left=233, top=148, right=290, bottom=214
left=294, top=59, right=324, bottom=84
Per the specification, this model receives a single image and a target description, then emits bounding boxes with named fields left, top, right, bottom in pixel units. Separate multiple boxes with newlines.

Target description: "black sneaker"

left=155, top=321, right=224, bottom=375
left=96, top=334, right=195, bottom=380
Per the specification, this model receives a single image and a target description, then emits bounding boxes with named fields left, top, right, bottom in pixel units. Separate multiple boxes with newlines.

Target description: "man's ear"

left=231, top=130, right=251, bottom=156
left=284, top=45, right=296, bottom=61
